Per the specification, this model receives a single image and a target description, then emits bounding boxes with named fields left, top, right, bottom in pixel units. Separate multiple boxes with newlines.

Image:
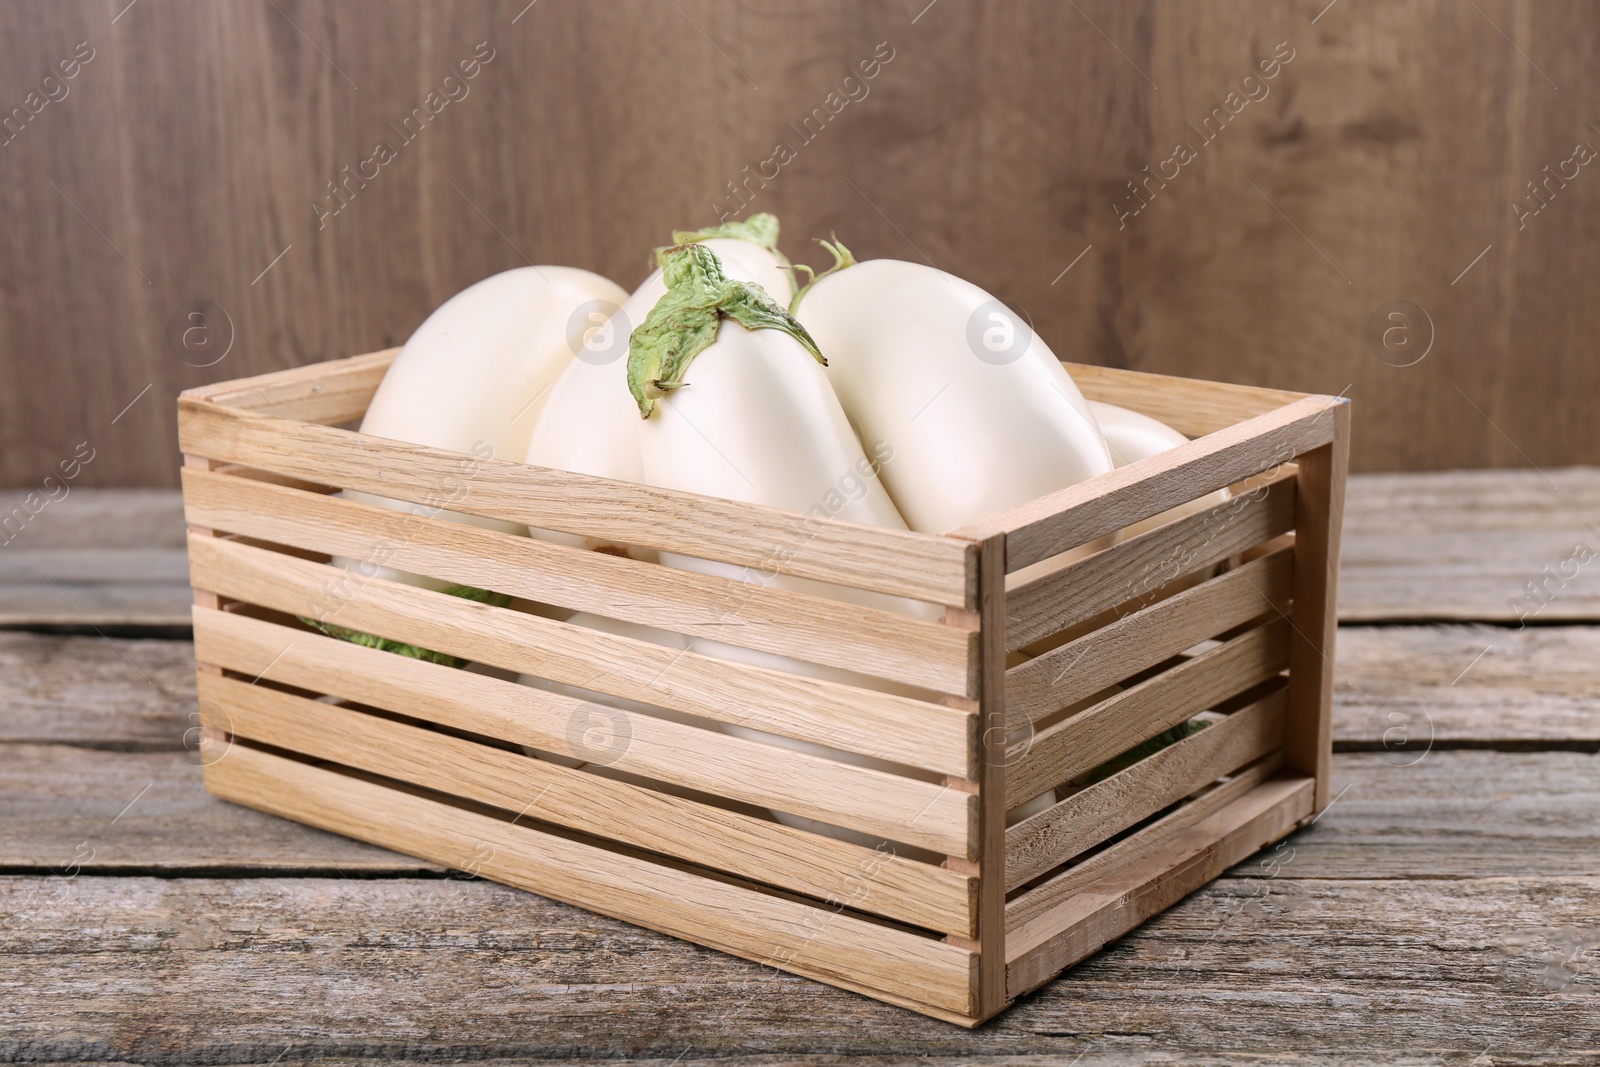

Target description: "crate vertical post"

left=973, top=532, right=1010, bottom=1019
left=1286, top=398, right=1350, bottom=813
left=183, top=453, right=230, bottom=762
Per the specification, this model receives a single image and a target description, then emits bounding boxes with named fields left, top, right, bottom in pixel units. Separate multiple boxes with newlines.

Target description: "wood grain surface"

left=3, top=1, right=1599, bottom=490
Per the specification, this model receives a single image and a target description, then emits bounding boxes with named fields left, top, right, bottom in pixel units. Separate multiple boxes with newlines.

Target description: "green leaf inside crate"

left=299, top=583, right=512, bottom=669
left=1074, top=719, right=1210, bottom=787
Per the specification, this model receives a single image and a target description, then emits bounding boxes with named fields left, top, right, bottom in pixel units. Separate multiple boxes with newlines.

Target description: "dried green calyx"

left=627, top=243, right=824, bottom=419
left=654, top=212, right=787, bottom=266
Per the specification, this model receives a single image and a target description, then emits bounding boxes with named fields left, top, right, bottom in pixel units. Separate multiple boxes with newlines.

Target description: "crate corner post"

left=974, top=530, right=1011, bottom=1025
left=1286, top=397, right=1351, bottom=816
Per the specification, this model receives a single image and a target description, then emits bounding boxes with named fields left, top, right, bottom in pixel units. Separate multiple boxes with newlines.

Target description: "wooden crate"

left=177, top=350, right=1349, bottom=1026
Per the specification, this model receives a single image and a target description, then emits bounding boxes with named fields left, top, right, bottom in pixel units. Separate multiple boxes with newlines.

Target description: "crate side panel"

left=195, top=667, right=975, bottom=936
left=1004, top=686, right=1286, bottom=890
left=1004, top=754, right=1283, bottom=929
left=1006, top=617, right=1290, bottom=806
left=1004, top=775, right=1314, bottom=999
left=202, top=743, right=978, bottom=1017
left=186, top=531, right=975, bottom=784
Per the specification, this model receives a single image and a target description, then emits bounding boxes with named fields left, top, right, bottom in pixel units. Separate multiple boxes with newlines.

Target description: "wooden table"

left=4, top=471, right=1597, bottom=1064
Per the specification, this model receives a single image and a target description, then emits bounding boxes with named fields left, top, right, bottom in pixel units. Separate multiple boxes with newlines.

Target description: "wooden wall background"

left=2, top=0, right=1597, bottom=485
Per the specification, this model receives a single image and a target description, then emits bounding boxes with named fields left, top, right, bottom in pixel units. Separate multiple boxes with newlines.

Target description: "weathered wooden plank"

left=1334, top=624, right=1600, bottom=746
left=1255, top=749, right=1600, bottom=881
left=0, top=743, right=433, bottom=872
left=1, top=873, right=1593, bottom=1059
left=9, top=624, right=1580, bottom=753
left=0, top=634, right=194, bottom=746
left=1341, top=468, right=1600, bottom=622
left=0, top=489, right=191, bottom=627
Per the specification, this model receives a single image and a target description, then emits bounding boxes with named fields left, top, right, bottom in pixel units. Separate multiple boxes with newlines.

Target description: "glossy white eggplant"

left=793, top=254, right=1114, bottom=533
left=309, top=266, right=625, bottom=662
left=524, top=223, right=792, bottom=557
left=630, top=243, right=918, bottom=613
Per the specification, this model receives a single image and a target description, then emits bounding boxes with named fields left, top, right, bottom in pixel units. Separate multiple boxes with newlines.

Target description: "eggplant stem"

left=788, top=235, right=857, bottom=315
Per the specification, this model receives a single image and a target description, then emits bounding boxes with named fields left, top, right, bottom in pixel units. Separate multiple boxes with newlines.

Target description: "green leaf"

left=628, top=243, right=824, bottom=419
left=299, top=583, right=512, bottom=669
left=1074, top=719, right=1210, bottom=787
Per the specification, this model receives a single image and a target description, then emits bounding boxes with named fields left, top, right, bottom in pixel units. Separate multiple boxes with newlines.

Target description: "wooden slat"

left=971, top=534, right=1010, bottom=1019
left=958, top=395, right=1342, bottom=572
left=186, top=538, right=973, bottom=779
left=1006, top=617, right=1291, bottom=806
left=205, top=743, right=979, bottom=1019
left=1287, top=400, right=1350, bottom=812
left=1005, top=753, right=1284, bottom=929
left=178, top=397, right=975, bottom=608
left=191, top=605, right=974, bottom=858
left=180, top=348, right=396, bottom=425
left=1004, top=471, right=1296, bottom=651
left=1005, top=687, right=1286, bottom=890
left=1008, top=547, right=1294, bottom=725
left=1064, top=362, right=1310, bottom=439
left=198, top=672, right=974, bottom=935
left=180, top=466, right=974, bottom=695
left=1005, top=775, right=1315, bottom=999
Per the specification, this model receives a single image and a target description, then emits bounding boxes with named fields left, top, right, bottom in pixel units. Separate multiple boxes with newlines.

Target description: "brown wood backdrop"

left=1, top=0, right=1596, bottom=486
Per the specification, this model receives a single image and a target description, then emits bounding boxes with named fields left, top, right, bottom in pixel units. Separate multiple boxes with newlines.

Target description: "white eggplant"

left=360, top=265, right=628, bottom=483
left=347, top=263, right=627, bottom=549
left=309, top=266, right=625, bottom=663
left=630, top=243, right=916, bottom=612
left=524, top=217, right=792, bottom=555
left=793, top=251, right=1114, bottom=533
